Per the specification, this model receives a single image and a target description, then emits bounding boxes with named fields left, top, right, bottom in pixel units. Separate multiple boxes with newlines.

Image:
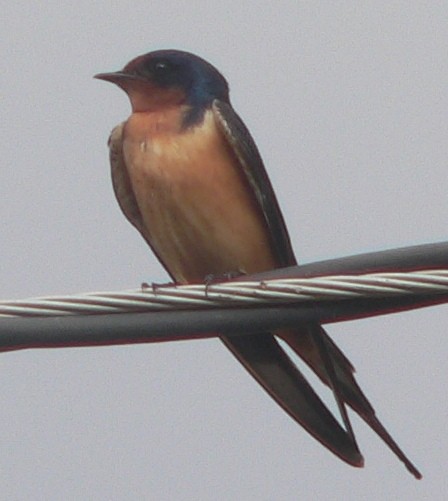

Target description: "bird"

left=95, top=49, right=421, bottom=478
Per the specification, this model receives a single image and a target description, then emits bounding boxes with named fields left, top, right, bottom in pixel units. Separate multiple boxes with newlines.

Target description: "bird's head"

left=95, top=49, right=229, bottom=114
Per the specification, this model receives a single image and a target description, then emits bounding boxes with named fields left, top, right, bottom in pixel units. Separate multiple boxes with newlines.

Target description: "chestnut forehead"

left=123, top=54, right=150, bottom=72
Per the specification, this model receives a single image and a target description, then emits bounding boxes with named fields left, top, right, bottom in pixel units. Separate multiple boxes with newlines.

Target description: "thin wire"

left=1, top=269, right=448, bottom=318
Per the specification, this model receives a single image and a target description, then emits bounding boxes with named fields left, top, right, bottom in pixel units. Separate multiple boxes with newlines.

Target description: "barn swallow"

left=95, top=50, right=421, bottom=478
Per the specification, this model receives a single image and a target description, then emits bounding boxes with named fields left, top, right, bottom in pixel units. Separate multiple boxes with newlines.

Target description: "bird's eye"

left=154, top=61, right=169, bottom=72
left=143, top=59, right=177, bottom=84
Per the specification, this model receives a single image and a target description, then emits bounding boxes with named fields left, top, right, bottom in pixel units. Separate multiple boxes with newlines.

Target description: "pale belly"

left=122, top=109, right=277, bottom=283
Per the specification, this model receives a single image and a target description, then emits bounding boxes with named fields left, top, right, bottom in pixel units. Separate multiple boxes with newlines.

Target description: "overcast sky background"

left=1, top=2, right=447, bottom=499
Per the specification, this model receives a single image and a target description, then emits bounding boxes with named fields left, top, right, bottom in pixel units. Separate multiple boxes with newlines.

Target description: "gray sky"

left=1, top=1, right=447, bottom=499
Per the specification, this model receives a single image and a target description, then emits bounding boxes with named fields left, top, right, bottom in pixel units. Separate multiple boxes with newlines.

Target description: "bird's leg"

left=141, top=281, right=177, bottom=292
left=204, top=269, right=246, bottom=285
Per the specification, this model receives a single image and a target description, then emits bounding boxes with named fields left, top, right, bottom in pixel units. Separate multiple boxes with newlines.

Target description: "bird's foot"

left=204, top=269, right=246, bottom=285
left=141, top=281, right=177, bottom=292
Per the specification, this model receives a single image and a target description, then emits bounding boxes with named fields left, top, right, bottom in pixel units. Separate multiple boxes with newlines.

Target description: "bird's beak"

left=94, top=71, right=144, bottom=85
